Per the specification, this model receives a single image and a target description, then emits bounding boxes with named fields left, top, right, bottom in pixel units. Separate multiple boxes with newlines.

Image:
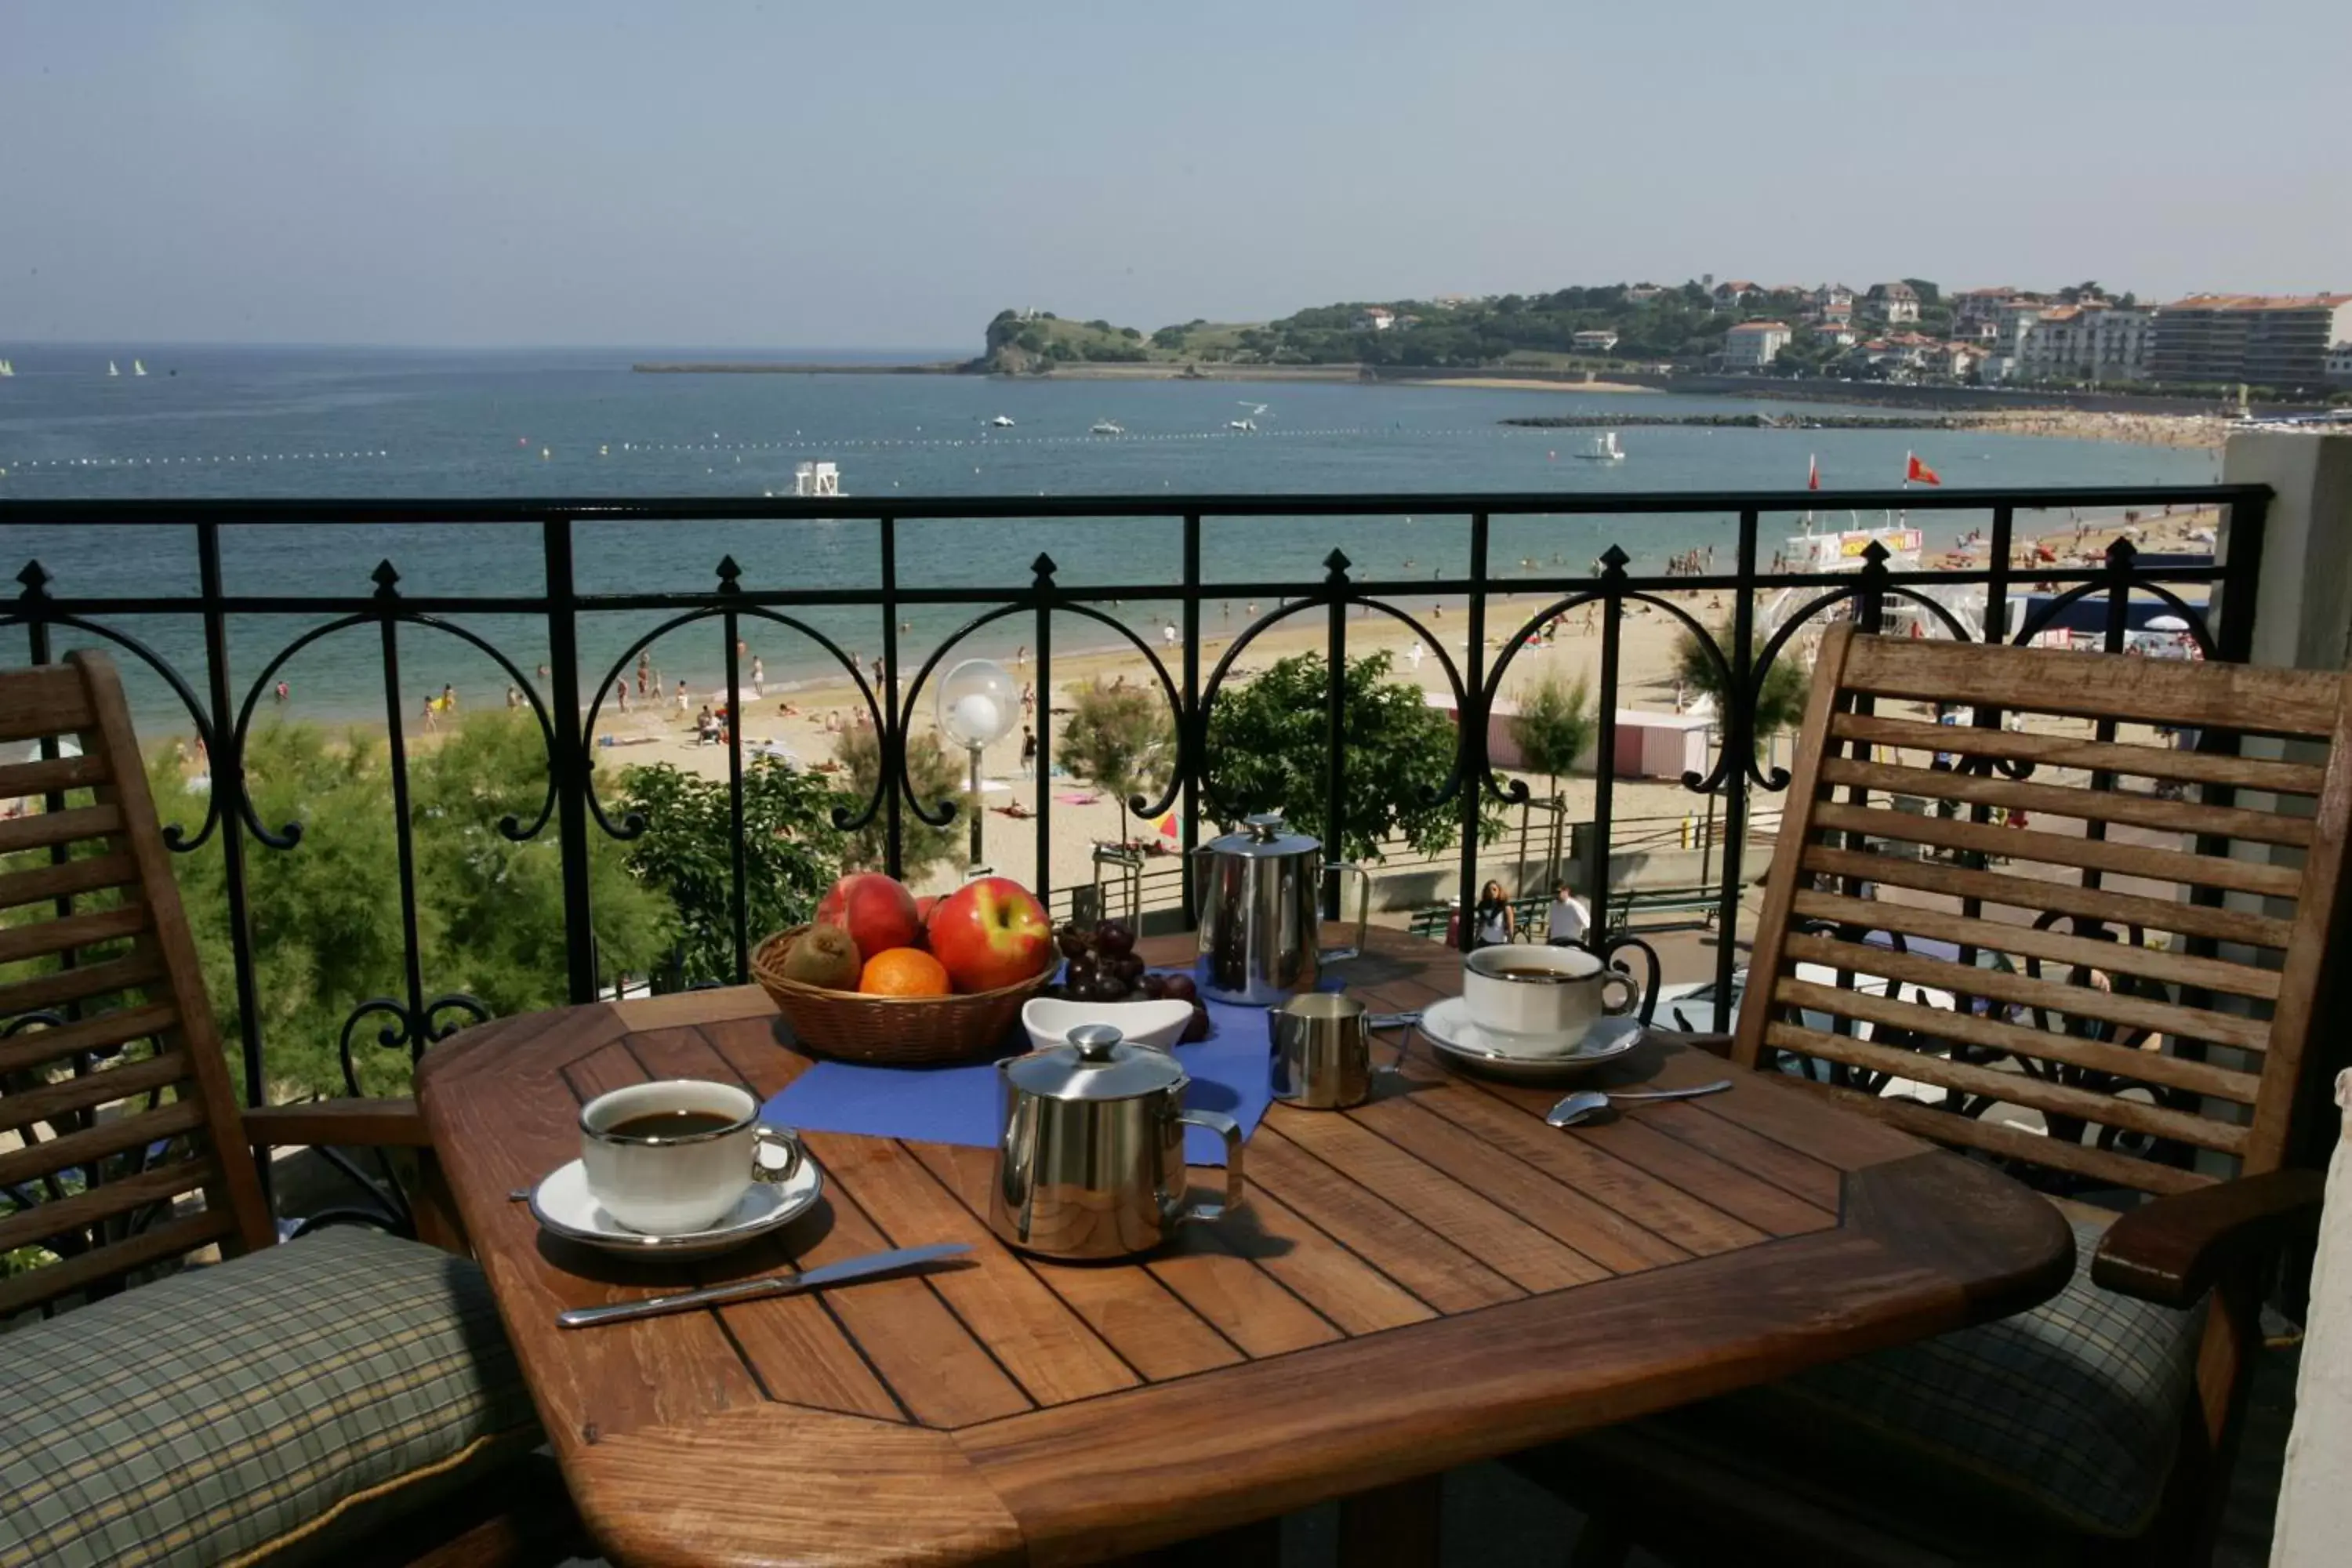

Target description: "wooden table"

left=418, top=927, right=2073, bottom=1568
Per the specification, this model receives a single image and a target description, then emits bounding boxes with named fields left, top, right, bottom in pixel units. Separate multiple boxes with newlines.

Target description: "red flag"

left=1807, top=453, right=1820, bottom=491
left=1906, top=452, right=1942, bottom=486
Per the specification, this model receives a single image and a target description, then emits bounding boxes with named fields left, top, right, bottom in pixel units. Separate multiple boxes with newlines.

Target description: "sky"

left=3, top=2, right=2346, bottom=350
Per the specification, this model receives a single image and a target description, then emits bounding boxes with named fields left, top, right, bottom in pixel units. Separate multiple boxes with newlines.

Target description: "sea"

left=0, top=345, right=2219, bottom=730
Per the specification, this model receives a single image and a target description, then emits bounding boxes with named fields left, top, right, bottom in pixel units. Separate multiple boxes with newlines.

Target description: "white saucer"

left=1416, top=998, right=1643, bottom=1083
left=528, top=1152, right=824, bottom=1260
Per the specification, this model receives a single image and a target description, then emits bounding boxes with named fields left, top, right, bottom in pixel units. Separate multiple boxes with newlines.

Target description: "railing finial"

left=1031, top=552, right=1058, bottom=585
left=1599, top=544, right=1631, bottom=575
left=1860, top=540, right=1892, bottom=568
left=370, top=560, right=401, bottom=597
left=2106, top=536, right=2139, bottom=568
left=716, top=554, right=743, bottom=591
left=15, top=560, right=50, bottom=597
left=1324, top=548, right=1352, bottom=580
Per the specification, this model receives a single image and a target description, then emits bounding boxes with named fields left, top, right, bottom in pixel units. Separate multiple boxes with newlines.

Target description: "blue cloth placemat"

left=762, top=982, right=1272, bottom=1166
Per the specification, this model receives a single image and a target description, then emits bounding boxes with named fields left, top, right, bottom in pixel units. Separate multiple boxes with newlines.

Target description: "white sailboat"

left=987, top=415, right=1015, bottom=428
left=1572, top=430, right=1624, bottom=461
left=132, top=359, right=147, bottom=377
left=0, top=361, right=13, bottom=378
left=107, top=361, right=119, bottom=377
left=1089, top=419, right=1124, bottom=435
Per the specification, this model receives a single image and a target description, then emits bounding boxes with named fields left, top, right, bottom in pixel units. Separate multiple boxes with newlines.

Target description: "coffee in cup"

left=1461, top=945, right=1638, bottom=1054
left=578, top=1079, right=801, bottom=1234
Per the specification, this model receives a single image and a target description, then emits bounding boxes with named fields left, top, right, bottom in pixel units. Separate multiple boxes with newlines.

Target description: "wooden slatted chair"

left=1524, top=626, right=2341, bottom=1567
left=0, top=652, right=578, bottom=1568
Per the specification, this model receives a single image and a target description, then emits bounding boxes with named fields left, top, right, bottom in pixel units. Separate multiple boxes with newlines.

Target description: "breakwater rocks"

left=1500, top=412, right=1991, bottom=431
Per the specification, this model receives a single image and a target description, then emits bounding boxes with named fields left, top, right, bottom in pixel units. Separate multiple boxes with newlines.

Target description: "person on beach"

left=1020, top=683, right=1035, bottom=717
left=1472, top=880, right=1515, bottom=949
left=1013, top=644, right=1026, bottom=668
left=440, top=684, right=458, bottom=713
left=1163, top=622, right=1178, bottom=651
left=421, top=696, right=439, bottom=734
left=871, top=656, right=885, bottom=689
left=615, top=679, right=629, bottom=713
left=506, top=684, right=521, bottom=709
left=676, top=679, right=689, bottom=713
left=1019, top=726, right=1037, bottom=779
left=274, top=680, right=289, bottom=705
left=1407, top=641, right=1425, bottom=672
left=751, top=656, right=764, bottom=697
left=636, top=654, right=649, bottom=698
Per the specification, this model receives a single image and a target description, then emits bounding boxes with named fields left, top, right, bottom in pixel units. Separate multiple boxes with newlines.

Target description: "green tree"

left=616, top=757, right=849, bottom=990
left=1508, top=672, right=1595, bottom=800
left=829, top=724, right=968, bottom=883
left=1058, top=679, right=1174, bottom=844
left=1671, top=620, right=1810, bottom=759
left=136, top=715, right=677, bottom=1100
left=1204, top=651, right=1503, bottom=860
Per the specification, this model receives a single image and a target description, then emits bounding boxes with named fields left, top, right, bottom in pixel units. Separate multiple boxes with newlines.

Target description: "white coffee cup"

left=578, top=1080, right=801, bottom=1235
left=1461, top=945, right=1638, bottom=1055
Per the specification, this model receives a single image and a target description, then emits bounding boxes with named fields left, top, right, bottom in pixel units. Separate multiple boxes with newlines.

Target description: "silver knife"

left=557, top=1243, right=971, bottom=1329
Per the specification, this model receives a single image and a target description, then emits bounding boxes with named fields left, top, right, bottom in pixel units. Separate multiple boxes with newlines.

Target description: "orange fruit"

left=858, top=947, right=951, bottom=998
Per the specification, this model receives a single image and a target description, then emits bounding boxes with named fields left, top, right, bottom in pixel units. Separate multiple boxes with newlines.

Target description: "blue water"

left=0, top=345, right=2217, bottom=729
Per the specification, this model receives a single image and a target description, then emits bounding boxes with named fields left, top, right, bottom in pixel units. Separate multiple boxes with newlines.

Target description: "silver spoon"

left=1545, top=1079, right=1733, bottom=1127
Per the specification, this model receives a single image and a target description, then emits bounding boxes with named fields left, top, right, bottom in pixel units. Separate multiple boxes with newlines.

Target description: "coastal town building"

left=1572, top=328, right=1620, bottom=353
left=1809, top=322, right=1859, bottom=349
left=2016, top=303, right=2154, bottom=383
left=1623, top=284, right=1666, bottom=302
left=1721, top=321, right=1791, bottom=370
left=2327, top=342, right=2352, bottom=386
left=1866, top=282, right=1921, bottom=324
left=1355, top=307, right=1396, bottom=332
left=2148, top=294, right=2352, bottom=387
left=1712, top=280, right=1759, bottom=309
left=1951, top=287, right=2020, bottom=333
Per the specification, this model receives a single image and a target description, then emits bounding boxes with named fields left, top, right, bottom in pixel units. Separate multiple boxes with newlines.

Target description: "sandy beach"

left=572, top=502, right=2218, bottom=901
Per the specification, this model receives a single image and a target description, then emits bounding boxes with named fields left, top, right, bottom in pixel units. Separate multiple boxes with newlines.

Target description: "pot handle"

left=1174, top=1109, right=1244, bottom=1224
left=1319, top=862, right=1374, bottom=964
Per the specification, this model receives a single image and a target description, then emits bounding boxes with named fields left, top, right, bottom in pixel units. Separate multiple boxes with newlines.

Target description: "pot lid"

left=1203, top=811, right=1321, bottom=860
left=1001, top=1024, right=1187, bottom=1102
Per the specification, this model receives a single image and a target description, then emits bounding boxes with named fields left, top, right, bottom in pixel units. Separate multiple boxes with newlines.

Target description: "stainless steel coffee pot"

left=989, top=1024, right=1243, bottom=1261
left=1192, top=813, right=1370, bottom=1005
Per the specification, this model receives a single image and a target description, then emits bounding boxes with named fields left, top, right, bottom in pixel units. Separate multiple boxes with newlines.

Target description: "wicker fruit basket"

left=751, top=925, right=1055, bottom=1065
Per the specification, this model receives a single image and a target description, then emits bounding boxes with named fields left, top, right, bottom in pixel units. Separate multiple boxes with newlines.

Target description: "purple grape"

left=1160, top=972, right=1198, bottom=1004
left=1138, top=973, right=1171, bottom=1000
left=1056, top=926, right=1091, bottom=960
left=1084, top=974, right=1127, bottom=1004
left=1181, top=1003, right=1211, bottom=1044
left=1094, top=920, right=1137, bottom=958
left=1112, top=954, right=1146, bottom=984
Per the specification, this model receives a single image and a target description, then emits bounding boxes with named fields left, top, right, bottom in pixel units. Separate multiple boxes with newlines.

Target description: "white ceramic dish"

left=528, top=1152, right=824, bottom=1260
left=1021, top=995, right=1195, bottom=1054
left=1416, top=1000, right=1643, bottom=1083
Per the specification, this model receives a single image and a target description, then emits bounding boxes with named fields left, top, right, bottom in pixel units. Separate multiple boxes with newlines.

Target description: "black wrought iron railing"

left=3, top=484, right=2270, bottom=1120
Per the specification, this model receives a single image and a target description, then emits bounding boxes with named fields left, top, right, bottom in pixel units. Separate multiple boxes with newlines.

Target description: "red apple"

left=914, top=895, right=939, bottom=940
left=927, top=877, right=1053, bottom=994
left=816, top=873, right=921, bottom=959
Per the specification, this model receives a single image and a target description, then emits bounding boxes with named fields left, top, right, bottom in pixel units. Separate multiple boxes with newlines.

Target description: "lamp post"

left=936, top=658, right=1018, bottom=868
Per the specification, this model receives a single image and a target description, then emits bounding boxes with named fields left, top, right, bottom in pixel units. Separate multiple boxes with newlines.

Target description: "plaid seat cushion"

left=1772, top=1216, right=2202, bottom=1537
left=0, top=1225, right=541, bottom=1568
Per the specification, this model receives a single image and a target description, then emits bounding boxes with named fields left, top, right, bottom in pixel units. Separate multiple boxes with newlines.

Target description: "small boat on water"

left=107, top=361, right=119, bottom=377
left=1572, top=430, right=1624, bottom=462
left=132, top=359, right=147, bottom=376
left=987, top=415, right=1015, bottom=428
left=0, top=361, right=13, bottom=378
left=1089, top=419, right=1124, bottom=435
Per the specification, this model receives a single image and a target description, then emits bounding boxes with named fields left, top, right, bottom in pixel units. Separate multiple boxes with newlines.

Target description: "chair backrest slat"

left=1, top=653, right=273, bottom=1319
left=1736, top=626, right=2352, bottom=1196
